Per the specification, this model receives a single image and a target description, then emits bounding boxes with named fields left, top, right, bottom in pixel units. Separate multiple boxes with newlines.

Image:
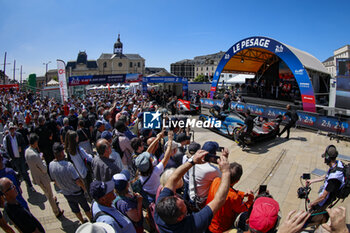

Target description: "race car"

left=233, top=115, right=283, bottom=146
left=198, top=106, right=245, bottom=138
left=176, top=99, right=201, bottom=114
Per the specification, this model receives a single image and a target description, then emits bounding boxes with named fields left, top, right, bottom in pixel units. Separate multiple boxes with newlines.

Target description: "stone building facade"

left=63, top=34, right=145, bottom=78
left=323, top=44, right=350, bottom=77
left=171, top=51, right=225, bottom=81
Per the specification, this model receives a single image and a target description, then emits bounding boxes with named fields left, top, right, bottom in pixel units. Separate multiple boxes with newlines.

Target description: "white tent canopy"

left=226, top=74, right=255, bottom=84
left=284, top=44, right=328, bottom=74
left=47, top=79, right=59, bottom=86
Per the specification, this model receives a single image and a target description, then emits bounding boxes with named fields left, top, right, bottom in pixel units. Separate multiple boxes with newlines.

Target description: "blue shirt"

left=124, top=128, right=137, bottom=140
left=155, top=187, right=213, bottom=233
left=92, top=201, right=136, bottom=233
left=113, top=195, right=143, bottom=228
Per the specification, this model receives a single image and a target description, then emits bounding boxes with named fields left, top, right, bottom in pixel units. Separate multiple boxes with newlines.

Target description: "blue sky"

left=0, top=0, right=349, bottom=80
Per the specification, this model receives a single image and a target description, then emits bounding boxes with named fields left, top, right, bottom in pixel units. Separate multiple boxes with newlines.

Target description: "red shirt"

left=63, top=104, right=69, bottom=116
left=206, top=177, right=254, bottom=233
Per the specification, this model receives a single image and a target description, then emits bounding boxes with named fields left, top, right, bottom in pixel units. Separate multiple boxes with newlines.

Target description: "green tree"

left=27, top=73, right=37, bottom=91
left=194, top=74, right=209, bottom=82
left=52, top=75, right=58, bottom=82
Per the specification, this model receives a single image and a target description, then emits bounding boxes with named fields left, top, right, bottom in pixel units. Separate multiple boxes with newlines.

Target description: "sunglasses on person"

left=3, top=184, right=16, bottom=194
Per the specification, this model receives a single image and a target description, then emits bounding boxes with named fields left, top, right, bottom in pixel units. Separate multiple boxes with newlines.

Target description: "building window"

left=103, top=62, right=107, bottom=68
left=118, top=62, right=122, bottom=67
left=129, top=62, right=132, bottom=68
left=138, top=62, right=140, bottom=67
left=201, top=67, right=203, bottom=71
left=229, top=74, right=232, bottom=78
left=206, top=67, right=208, bottom=71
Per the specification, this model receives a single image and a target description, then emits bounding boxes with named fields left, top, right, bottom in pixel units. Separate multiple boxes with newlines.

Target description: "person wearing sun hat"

left=112, top=171, right=144, bottom=233
left=90, top=180, right=136, bottom=233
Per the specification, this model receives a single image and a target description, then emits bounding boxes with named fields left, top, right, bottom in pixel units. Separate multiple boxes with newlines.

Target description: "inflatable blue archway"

left=210, top=36, right=316, bottom=112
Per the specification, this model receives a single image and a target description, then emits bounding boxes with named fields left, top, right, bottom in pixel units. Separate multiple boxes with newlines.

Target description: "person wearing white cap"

left=90, top=180, right=136, bottom=233
left=113, top=171, right=143, bottom=233
left=75, top=222, right=115, bottom=233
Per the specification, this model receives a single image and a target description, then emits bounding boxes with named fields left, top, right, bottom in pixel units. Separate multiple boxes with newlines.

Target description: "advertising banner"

left=142, top=76, right=189, bottom=98
left=68, top=74, right=126, bottom=86
left=142, top=76, right=186, bottom=83
left=0, top=84, right=19, bottom=90
left=57, top=60, right=69, bottom=103
left=210, top=36, right=316, bottom=112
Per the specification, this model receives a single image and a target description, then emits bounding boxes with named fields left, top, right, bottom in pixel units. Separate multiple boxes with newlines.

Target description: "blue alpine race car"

left=198, top=106, right=245, bottom=138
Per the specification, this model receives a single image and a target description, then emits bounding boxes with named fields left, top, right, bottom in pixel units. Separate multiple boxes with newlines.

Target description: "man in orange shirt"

left=206, top=162, right=254, bottom=233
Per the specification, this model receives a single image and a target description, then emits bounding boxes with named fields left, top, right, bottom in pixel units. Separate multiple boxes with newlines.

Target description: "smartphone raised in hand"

left=302, top=173, right=311, bottom=180
left=204, top=154, right=220, bottom=164
left=258, top=185, right=267, bottom=195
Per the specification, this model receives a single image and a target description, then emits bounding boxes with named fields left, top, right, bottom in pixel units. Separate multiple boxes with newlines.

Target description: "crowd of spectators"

left=0, top=87, right=347, bottom=233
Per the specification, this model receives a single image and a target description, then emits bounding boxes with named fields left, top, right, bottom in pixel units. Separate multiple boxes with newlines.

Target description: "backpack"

left=336, top=162, right=350, bottom=199
left=112, top=134, right=124, bottom=159
left=93, top=210, right=123, bottom=229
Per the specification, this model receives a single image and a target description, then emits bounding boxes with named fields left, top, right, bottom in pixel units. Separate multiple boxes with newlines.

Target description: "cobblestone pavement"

left=12, top=126, right=350, bottom=232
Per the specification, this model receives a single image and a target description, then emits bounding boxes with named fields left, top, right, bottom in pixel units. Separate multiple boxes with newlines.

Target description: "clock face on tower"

left=115, top=48, right=122, bottom=54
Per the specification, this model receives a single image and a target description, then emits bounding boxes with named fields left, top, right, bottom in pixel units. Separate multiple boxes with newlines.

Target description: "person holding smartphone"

left=206, top=161, right=254, bottom=233
left=188, top=141, right=222, bottom=209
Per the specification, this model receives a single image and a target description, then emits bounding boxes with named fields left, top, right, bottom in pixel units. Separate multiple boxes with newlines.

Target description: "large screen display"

left=336, top=58, right=350, bottom=109
left=337, top=58, right=350, bottom=77
left=336, top=77, right=350, bottom=109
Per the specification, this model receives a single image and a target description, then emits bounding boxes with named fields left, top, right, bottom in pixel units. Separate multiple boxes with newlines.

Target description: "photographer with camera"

left=188, top=141, right=223, bottom=209
left=305, top=145, right=345, bottom=212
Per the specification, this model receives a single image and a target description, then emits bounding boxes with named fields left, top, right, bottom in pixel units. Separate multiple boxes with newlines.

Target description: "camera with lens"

left=297, top=186, right=311, bottom=199
left=297, top=173, right=311, bottom=199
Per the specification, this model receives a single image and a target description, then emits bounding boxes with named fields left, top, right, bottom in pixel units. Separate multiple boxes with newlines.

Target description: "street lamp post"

left=43, top=61, right=51, bottom=86
left=20, top=65, right=26, bottom=90
left=1, top=52, right=11, bottom=84
left=12, top=60, right=19, bottom=83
